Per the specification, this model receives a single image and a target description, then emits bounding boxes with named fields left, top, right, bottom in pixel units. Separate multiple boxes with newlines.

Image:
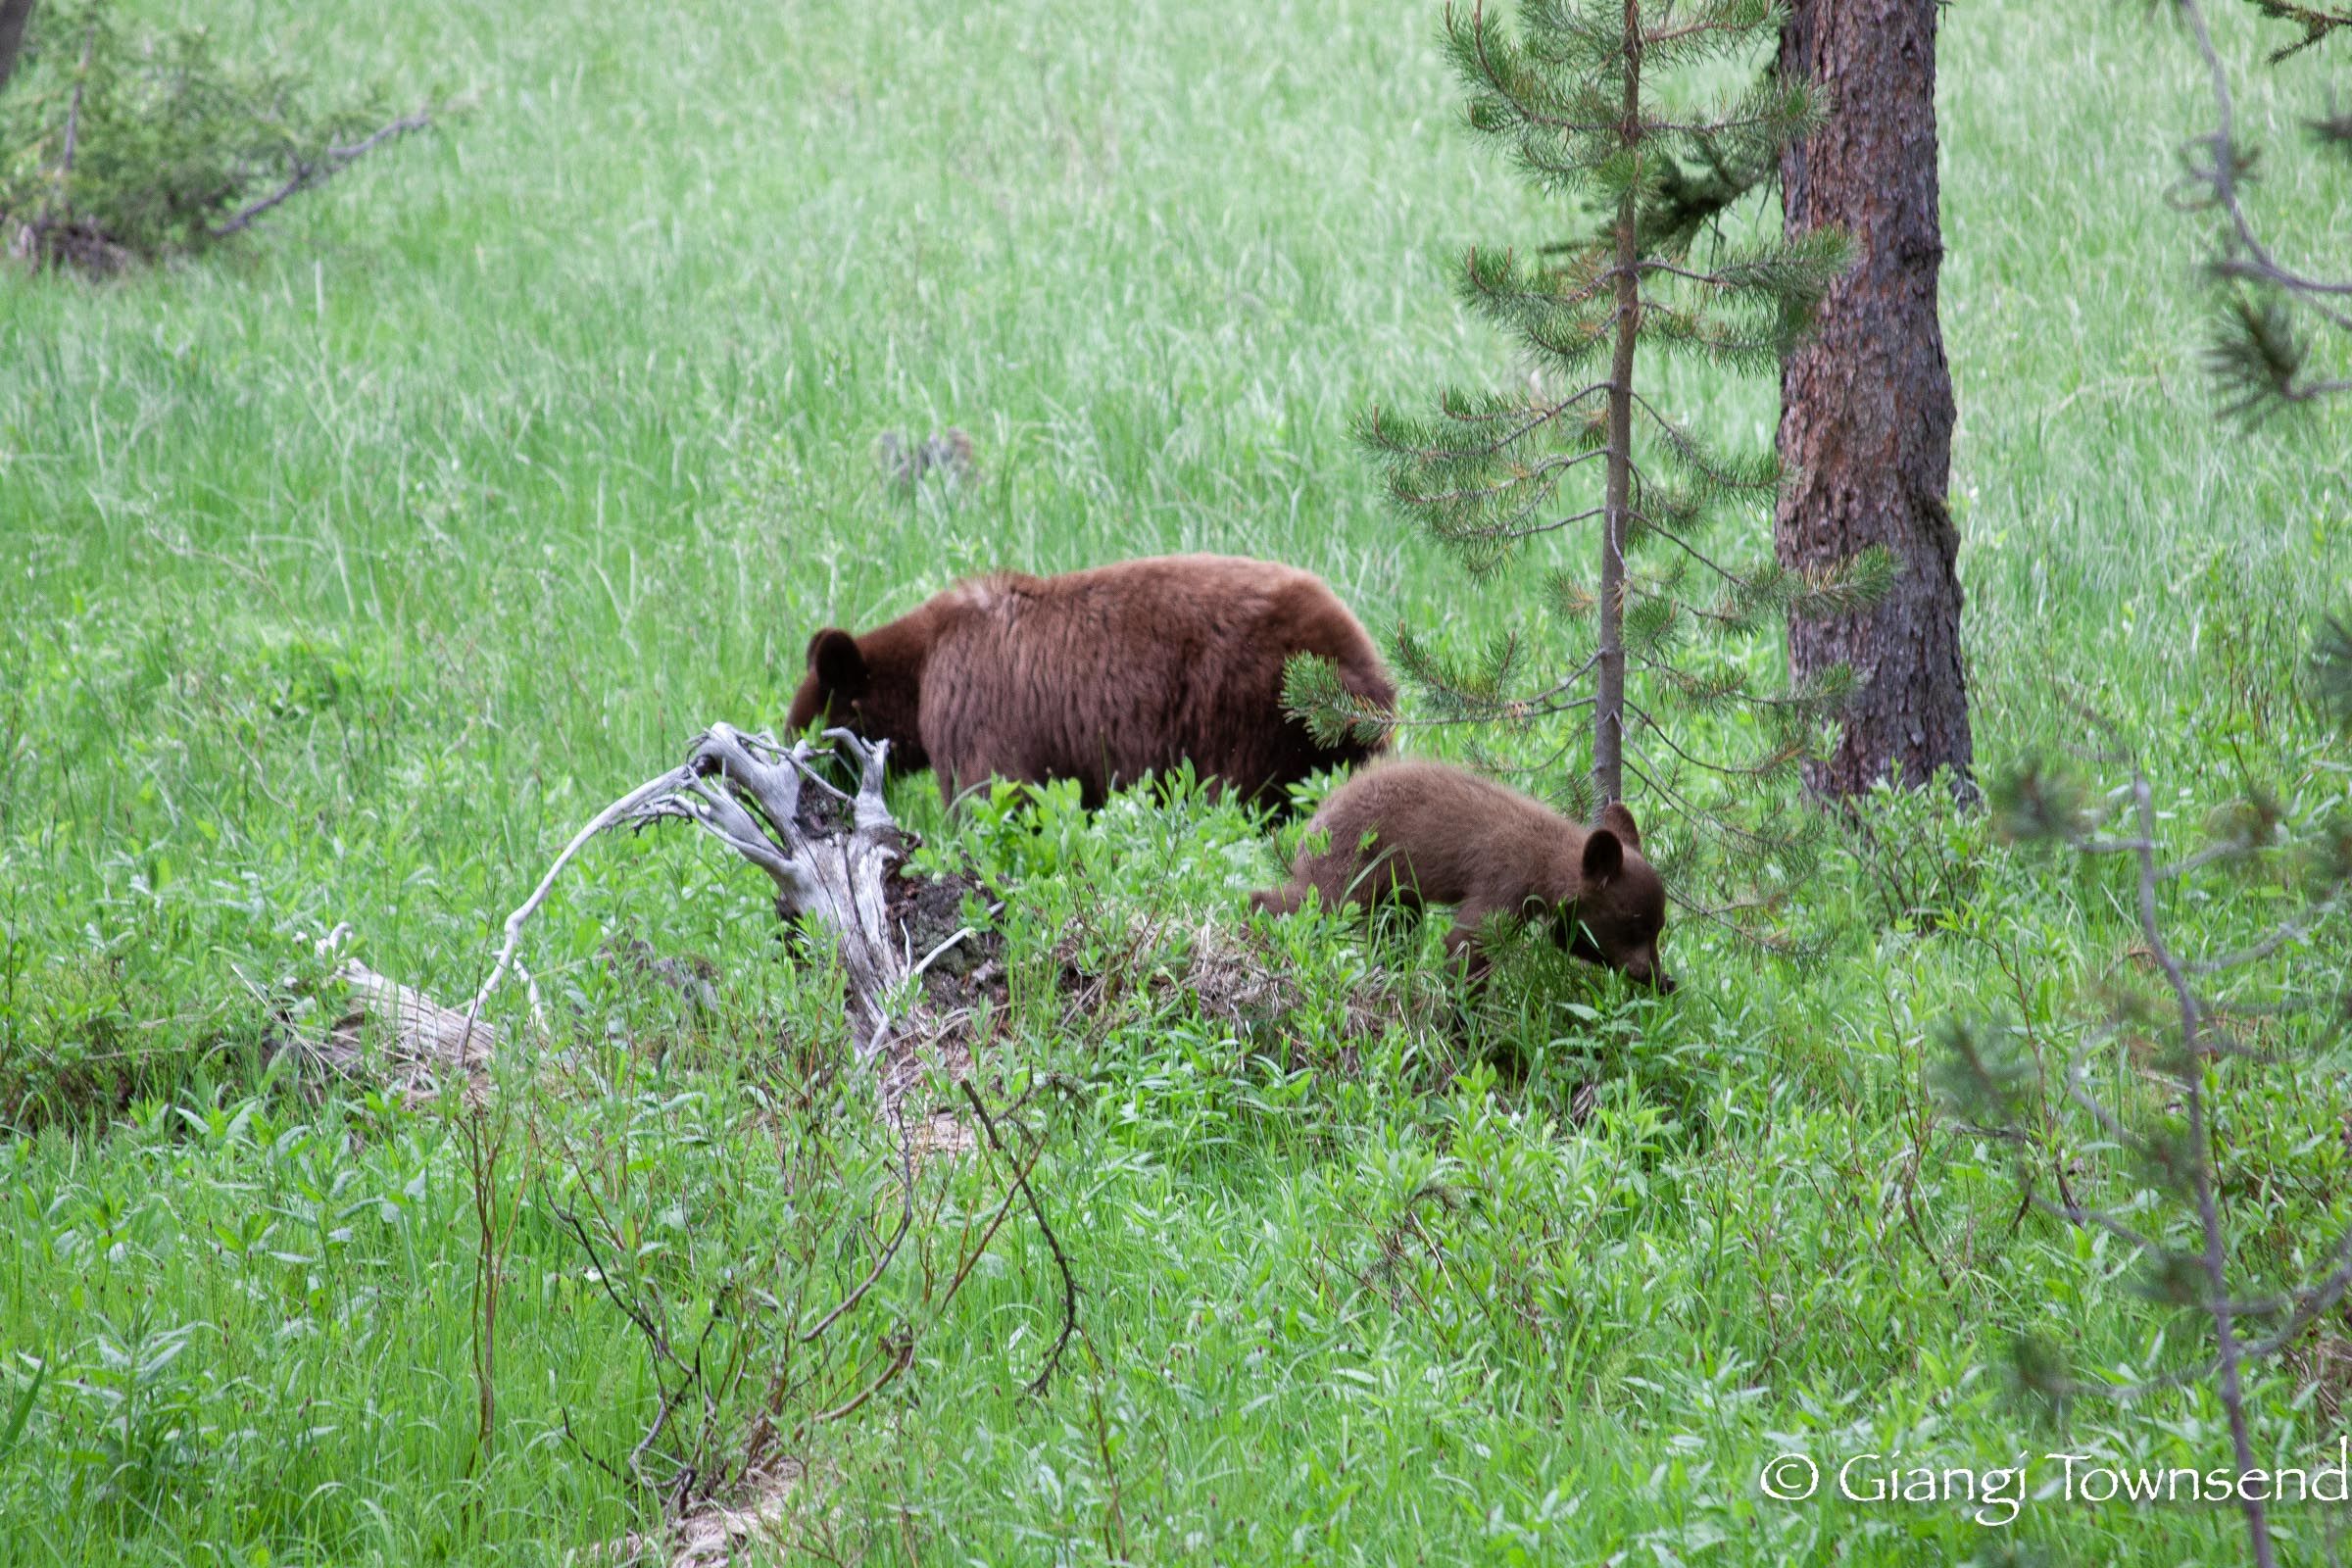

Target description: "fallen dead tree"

left=289, top=723, right=998, bottom=1124
left=283, top=924, right=500, bottom=1103
left=283, top=723, right=1054, bottom=1566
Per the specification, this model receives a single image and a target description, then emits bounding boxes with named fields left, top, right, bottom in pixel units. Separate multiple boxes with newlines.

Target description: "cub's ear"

left=1581, top=828, right=1624, bottom=885
left=806, top=628, right=867, bottom=692
left=1596, top=800, right=1642, bottom=852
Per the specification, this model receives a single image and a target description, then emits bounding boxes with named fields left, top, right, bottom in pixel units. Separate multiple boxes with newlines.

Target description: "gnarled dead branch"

left=300, top=723, right=992, bottom=1120
left=612, top=724, right=978, bottom=1116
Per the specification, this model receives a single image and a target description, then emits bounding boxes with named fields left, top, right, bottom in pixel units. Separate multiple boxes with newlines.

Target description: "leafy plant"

left=0, top=0, right=427, bottom=271
left=59, top=1314, right=214, bottom=1515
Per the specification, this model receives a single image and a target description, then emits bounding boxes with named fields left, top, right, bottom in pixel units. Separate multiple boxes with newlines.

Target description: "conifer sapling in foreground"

left=1290, top=0, right=1888, bottom=912
left=2166, top=0, right=2352, bottom=418
left=1936, top=663, right=2352, bottom=1568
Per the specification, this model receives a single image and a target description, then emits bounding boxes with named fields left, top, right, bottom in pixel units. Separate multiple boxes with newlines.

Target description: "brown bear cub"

left=787, top=554, right=1395, bottom=811
left=1251, top=760, right=1675, bottom=991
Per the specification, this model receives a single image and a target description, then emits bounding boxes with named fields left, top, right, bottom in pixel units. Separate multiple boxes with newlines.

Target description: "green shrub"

left=0, top=0, right=423, bottom=271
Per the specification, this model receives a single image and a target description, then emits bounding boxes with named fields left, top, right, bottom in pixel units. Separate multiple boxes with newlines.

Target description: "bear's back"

left=918, top=555, right=1383, bottom=806
left=1304, top=760, right=1573, bottom=906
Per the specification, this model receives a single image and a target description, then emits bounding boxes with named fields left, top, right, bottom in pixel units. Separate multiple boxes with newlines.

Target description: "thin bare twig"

left=466, top=763, right=690, bottom=1035
left=796, top=1112, right=918, bottom=1347
left=961, top=1080, right=1080, bottom=1395
left=58, top=24, right=94, bottom=177
left=207, top=110, right=434, bottom=240
left=2186, top=885, right=2347, bottom=973
left=801, top=1336, right=913, bottom=1429
left=28, top=22, right=98, bottom=239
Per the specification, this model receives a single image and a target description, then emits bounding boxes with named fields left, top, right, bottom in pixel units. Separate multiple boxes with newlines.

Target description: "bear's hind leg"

left=1250, top=883, right=1305, bottom=918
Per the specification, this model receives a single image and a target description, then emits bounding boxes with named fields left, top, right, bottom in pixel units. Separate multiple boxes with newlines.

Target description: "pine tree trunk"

left=1776, top=0, right=1974, bottom=800
left=0, top=0, right=36, bottom=92
left=1592, top=3, right=1642, bottom=808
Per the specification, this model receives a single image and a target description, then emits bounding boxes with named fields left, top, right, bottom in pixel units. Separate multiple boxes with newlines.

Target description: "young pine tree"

left=1292, top=0, right=1886, bottom=894
left=0, top=0, right=426, bottom=272
left=1936, top=683, right=2352, bottom=1568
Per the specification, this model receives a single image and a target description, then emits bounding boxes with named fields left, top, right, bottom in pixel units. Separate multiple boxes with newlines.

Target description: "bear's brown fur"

left=787, top=554, right=1395, bottom=810
left=1250, top=760, right=1675, bottom=991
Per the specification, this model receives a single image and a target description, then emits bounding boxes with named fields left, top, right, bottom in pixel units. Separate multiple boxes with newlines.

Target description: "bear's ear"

left=807, top=628, right=867, bottom=693
left=1596, top=800, right=1642, bottom=852
left=1581, top=828, right=1624, bottom=886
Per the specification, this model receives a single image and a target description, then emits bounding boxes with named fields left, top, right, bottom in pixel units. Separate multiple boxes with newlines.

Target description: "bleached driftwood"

left=583, top=1461, right=813, bottom=1568
left=623, top=726, right=909, bottom=1054
left=615, top=725, right=975, bottom=1113
left=275, top=923, right=500, bottom=1102
left=304, top=725, right=978, bottom=1119
left=286, top=726, right=1013, bottom=1566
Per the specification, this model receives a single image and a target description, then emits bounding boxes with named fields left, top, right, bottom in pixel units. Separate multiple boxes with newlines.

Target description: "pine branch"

left=1945, top=737, right=2352, bottom=1568
left=1638, top=0, right=1785, bottom=61
left=2119, top=767, right=2277, bottom=1566
left=1619, top=749, right=1819, bottom=869
left=1677, top=546, right=1895, bottom=630
left=2241, top=0, right=2352, bottom=61
left=1629, top=391, right=1783, bottom=496
left=1624, top=699, right=1808, bottom=782
left=2164, top=0, right=2352, bottom=415
left=2312, top=100, right=2352, bottom=154
left=2204, top=290, right=2352, bottom=420
left=1634, top=135, right=1776, bottom=257
left=1358, top=393, right=1584, bottom=467
left=1629, top=507, right=1753, bottom=592
left=1282, top=653, right=1396, bottom=748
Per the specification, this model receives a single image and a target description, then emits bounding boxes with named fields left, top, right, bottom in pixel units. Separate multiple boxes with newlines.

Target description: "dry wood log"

left=279, top=924, right=500, bottom=1103
left=300, top=725, right=986, bottom=1123
left=614, top=725, right=978, bottom=1116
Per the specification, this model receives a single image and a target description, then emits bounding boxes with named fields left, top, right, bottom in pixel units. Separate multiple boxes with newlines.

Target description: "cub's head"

left=788, top=628, right=928, bottom=769
left=1550, top=801, right=1675, bottom=993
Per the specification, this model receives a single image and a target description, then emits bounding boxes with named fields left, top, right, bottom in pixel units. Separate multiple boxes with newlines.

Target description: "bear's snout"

left=1617, top=949, right=1676, bottom=995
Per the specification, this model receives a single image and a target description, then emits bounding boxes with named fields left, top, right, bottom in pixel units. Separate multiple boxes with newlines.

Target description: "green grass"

left=4, top=0, right=2352, bottom=1561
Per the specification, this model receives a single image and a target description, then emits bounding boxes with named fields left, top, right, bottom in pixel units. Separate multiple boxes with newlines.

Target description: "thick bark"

left=1777, top=0, right=1974, bottom=799
left=0, top=0, right=33, bottom=94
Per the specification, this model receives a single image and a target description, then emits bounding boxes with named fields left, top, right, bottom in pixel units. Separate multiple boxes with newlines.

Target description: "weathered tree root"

left=287, top=727, right=1074, bottom=1565
left=615, top=724, right=978, bottom=1119
left=278, top=923, right=501, bottom=1104
left=301, top=725, right=985, bottom=1124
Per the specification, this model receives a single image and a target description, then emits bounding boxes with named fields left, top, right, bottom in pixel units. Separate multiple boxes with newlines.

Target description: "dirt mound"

left=1055, top=912, right=1443, bottom=1073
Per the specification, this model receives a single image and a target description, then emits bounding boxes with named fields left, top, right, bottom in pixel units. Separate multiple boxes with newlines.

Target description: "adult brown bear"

left=1251, top=760, right=1675, bottom=991
left=787, top=554, right=1395, bottom=810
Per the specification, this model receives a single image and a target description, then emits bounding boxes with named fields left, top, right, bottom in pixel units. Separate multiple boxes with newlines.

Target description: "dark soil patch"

left=887, top=858, right=1007, bottom=1013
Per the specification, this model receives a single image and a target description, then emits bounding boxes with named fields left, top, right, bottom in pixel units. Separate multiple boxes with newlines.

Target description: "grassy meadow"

left=4, top=0, right=2352, bottom=1561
